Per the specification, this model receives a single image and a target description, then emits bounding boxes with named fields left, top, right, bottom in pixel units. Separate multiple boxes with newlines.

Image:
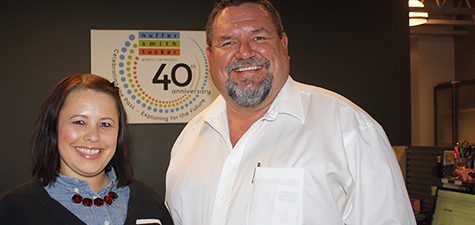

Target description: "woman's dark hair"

left=31, top=74, right=133, bottom=187
left=206, top=0, right=284, bottom=48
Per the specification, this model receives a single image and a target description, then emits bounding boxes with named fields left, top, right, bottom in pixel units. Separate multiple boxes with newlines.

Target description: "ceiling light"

left=409, top=0, right=428, bottom=26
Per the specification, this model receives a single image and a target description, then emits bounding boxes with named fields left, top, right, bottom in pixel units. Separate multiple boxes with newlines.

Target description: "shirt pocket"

left=247, top=167, right=304, bottom=225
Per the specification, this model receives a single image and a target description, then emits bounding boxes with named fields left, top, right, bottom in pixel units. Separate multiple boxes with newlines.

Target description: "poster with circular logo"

left=91, top=30, right=219, bottom=123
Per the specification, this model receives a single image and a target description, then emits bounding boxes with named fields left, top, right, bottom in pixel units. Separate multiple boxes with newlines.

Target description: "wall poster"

left=91, top=30, right=218, bottom=123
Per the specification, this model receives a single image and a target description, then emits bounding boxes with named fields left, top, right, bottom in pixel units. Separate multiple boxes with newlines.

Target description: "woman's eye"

left=72, top=120, right=85, bottom=125
left=100, top=122, right=111, bottom=127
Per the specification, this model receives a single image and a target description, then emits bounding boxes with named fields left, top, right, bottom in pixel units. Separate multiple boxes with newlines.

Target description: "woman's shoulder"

left=0, top=178, right=43, bottom=220
left=0, top=178, right=40, bottom=201
left=129, top=179, right=159, bottom=195
left=128, top=179, right=166, bottom=205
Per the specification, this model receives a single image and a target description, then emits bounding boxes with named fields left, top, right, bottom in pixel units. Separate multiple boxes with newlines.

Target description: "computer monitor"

left=431, top=187, right=475, bottom=225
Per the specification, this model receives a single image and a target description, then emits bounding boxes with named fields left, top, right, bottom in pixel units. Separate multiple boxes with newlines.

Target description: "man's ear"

left=206, top=46, right=212, bottom=61
left=281, top=32, right=290, bottom=60
left=281, top=32, right=289, bottom=53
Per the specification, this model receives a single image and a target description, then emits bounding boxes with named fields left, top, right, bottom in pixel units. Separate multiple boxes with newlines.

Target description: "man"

left=166, top=0, right=416, bottom=224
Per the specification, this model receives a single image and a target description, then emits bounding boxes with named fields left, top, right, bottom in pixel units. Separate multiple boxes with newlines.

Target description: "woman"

left=0, top=74, right=173, bottom=225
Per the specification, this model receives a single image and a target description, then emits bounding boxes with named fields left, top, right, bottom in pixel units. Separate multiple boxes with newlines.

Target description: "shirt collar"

left=51, top=167, right=118, bottom=196
left=195, top=76, right=305, bottom=129
left=264, top=76, right=305, bottom=123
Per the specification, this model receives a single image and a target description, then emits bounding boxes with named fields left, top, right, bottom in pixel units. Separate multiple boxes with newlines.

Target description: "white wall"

left=411, top=35, right=455, bottom=146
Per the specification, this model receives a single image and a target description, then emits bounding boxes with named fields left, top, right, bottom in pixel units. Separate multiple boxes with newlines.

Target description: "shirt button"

left=104, top=221, right=110, bottom=225
left=220, top=196, right=226, bottom=202
left=228, top=161, right=235, bottom=167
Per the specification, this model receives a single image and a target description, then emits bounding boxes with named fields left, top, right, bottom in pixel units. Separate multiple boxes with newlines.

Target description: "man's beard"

left=225, top=57, right=273, bottom=108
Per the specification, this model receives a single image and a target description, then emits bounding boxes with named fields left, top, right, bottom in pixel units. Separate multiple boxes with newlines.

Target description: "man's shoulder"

left=184, top=95, right=226, bottom=127
left=291, top=79, right=378, bottom=126
left=293, top=80, right=350, bottom=102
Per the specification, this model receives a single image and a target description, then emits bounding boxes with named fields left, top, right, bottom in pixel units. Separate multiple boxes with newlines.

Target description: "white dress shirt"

left=166, top=76, right=416, bottom=225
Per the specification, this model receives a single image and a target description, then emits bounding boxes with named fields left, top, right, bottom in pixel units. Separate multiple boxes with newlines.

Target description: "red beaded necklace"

left=71, top=190, right=118, bottom=207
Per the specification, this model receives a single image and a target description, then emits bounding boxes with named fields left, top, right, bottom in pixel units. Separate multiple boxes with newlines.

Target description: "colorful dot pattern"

left=117, top=33, right=209, bottom=114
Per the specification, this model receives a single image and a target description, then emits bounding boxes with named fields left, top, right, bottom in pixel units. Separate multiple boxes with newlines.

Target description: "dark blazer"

left=0, top=178, right=173, bottom=225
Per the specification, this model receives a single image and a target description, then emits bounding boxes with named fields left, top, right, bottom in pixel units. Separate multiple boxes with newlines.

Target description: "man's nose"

left=235, top=40, right=255, bottom=59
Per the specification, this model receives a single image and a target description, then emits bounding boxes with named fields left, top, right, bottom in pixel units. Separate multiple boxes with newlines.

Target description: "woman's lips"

left=75, top=147, right=103, bottom=159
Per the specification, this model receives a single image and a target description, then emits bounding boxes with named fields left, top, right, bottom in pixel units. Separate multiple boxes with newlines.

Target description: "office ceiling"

left=410, top=0, right=475, bottom=35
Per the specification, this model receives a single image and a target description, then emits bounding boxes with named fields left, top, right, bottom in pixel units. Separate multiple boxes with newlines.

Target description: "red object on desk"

left=455, top=167, right=475, bottom=182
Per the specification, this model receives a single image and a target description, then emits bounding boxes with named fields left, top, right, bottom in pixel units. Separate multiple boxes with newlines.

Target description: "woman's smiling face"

left=57, top=89, right=119, bottom=181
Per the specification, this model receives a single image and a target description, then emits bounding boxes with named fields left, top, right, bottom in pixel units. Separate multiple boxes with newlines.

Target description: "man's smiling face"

left=206, top=2, right=290, bottom=108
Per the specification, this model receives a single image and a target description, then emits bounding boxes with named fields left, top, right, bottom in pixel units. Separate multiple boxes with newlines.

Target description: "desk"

left=441, top=178, right=475, bottom=193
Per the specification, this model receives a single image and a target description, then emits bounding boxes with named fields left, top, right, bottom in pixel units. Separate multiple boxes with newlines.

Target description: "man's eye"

left=254, top=36, right=265, bottom=41
left=222, top=41, right=234, bottom=46
left=72, top=120, right=85, bottom=125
